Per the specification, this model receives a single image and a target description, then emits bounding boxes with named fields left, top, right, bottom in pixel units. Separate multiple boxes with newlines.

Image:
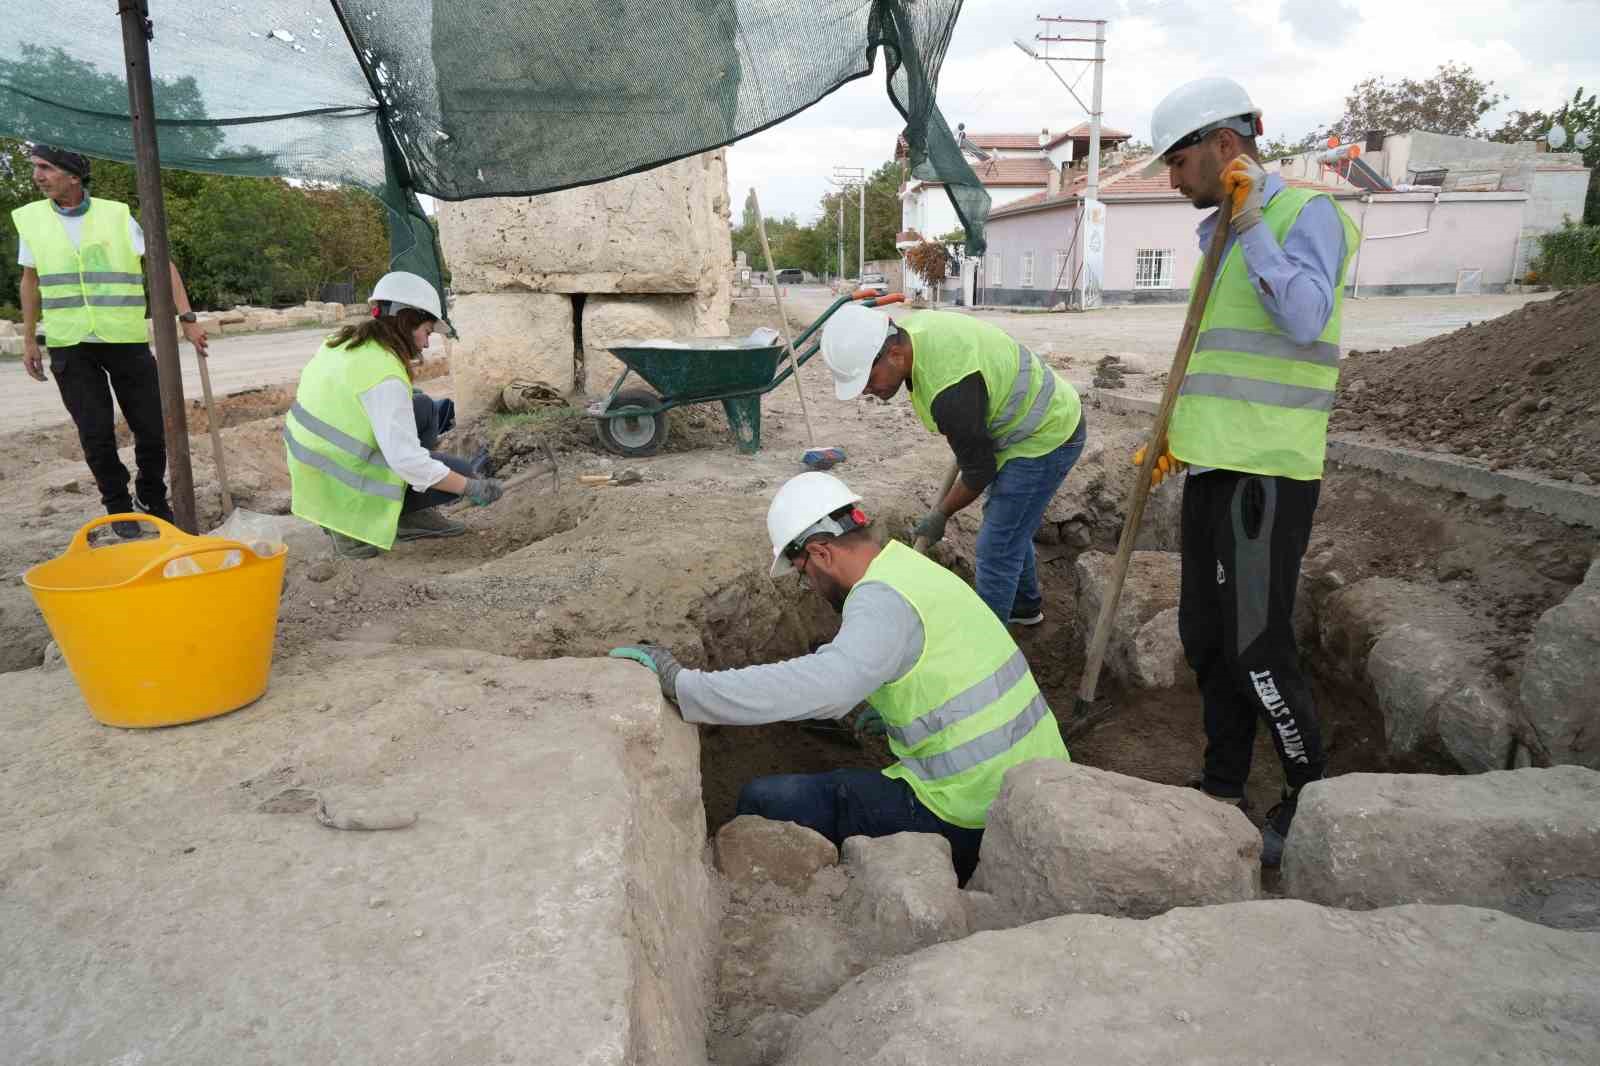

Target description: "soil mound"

left=1331, top=286, right=1600, bottom=482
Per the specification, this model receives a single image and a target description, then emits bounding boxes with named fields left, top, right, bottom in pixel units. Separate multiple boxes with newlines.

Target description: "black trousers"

left=49, top=341, right=166, bottom=512
left=1178, top=471, right=1326, bottom=797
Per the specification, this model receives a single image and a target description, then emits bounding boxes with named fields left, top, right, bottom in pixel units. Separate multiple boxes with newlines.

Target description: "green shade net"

left=1, top=0, right=988, bottom=313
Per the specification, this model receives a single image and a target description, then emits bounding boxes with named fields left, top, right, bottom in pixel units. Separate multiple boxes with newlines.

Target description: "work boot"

left=326, top=528, right=380, bottom=559
left=1260, top=786, right=1302, bottom=868
left=395, top=508, right=467, bottom=541
left=1185, top=775, right=1251, bottom=812
left=1009, top=596, right=1045, bottom=627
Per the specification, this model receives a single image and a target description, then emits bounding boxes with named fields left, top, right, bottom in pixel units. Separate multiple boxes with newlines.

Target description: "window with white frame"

left=1021, top=251, right=1035, bottom=288
left=1134, top=248, right=1175, bottom=289
left=1052, top=250, right=1070, bottom=288
left=987, top=253, right=1002, bottom=287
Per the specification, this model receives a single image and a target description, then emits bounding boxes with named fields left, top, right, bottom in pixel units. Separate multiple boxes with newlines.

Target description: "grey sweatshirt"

left=675, top=581, right=925, bottom=725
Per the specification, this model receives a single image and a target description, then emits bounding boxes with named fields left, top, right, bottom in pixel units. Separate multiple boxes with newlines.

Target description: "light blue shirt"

left=1195, top=173, right=1348, bottom=347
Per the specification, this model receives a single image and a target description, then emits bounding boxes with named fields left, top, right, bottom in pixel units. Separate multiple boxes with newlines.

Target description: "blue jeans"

left=401, top=391, right=473, bottom=514
left=975, top=418, right=1087, bottom=622
left=736, top=769, right=985, bottom=884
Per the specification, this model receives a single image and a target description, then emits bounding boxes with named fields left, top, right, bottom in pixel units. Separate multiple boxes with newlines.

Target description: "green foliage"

left=1260, top=130, right=1325, bottom=162
left=1494, top=87, right=1599, bottom=226
left=0, top=302, right=20, bottom=322
left=1332, top=62, right=1504, bottom=139
left=1532, top=222, right=1600, bottom=287
left=734, top=160, right=916, bottom=279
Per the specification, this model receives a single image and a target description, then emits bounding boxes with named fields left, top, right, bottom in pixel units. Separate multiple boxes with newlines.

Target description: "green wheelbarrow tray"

left=586, top=292, right=903, bottom=457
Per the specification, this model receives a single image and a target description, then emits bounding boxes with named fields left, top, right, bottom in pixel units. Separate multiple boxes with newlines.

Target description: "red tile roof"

left=988, top=159, right=1355, bottom=218
left=965, top=132, right=1050, bottom=150
left=916, top=156, right=1056, bottom=189
left=1043, top=123, right=1132, bottom=150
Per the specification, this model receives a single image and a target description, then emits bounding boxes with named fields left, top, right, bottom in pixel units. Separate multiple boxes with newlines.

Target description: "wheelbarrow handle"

left=858, top=293, right=906, bottom=307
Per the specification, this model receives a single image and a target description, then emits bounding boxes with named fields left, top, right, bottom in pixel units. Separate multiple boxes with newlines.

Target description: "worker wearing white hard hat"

left=819, top=303, right=1086, bottom=628
left=285, top=270, right=505, bottom=559
left=609, top=471, right=1070, bottom=884
left=1136, top=77, right=1361, bottom=869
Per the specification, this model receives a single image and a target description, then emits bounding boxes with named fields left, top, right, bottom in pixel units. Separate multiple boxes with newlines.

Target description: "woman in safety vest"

left=284, top=271, right=504, bottom=559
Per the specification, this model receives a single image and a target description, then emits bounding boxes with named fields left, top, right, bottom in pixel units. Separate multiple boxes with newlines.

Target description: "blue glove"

left=463, top=477, right=505, bottom=507
left=608, top=643, right=682, bottom=700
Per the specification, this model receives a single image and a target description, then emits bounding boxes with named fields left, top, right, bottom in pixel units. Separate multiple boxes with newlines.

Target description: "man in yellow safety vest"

left=1136, top=78, right=1360, bottom=866
left=610, top=472, right=1070, bottom=883
left=13, top=145, right=211, bottom=536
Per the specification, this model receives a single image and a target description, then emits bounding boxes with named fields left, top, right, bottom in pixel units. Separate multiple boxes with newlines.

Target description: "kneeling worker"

left=820, top=305, right=1086, bottom=627
left=611, top=472, right=1070, bottom=882
left=285, top=271, right=504, bottom=559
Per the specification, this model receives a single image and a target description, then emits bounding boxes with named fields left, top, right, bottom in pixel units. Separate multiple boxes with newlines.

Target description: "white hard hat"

left=766, top=472, right=865, bottom=577
left=368, top=270, right=444, bottom=320
left=1143, top=77, right=1262, bottom=176
left=821, top=304, right=892, bottom=400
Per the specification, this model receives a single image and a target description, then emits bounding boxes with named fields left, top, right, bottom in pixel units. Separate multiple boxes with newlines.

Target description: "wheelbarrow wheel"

left=597, top=388, right=670, bottom=457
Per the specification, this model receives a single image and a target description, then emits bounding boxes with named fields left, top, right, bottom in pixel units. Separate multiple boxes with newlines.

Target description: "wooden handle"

left=750, top=189, right=818, bottom=449
left=912, top=461, right=962, bottom=554
left=1077, top=198, right=1235, bottom=706
left=194, top=343, right=233, bottom=515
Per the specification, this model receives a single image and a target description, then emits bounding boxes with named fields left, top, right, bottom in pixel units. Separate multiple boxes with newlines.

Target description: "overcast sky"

left=727, top=0, right=1600, bottom=223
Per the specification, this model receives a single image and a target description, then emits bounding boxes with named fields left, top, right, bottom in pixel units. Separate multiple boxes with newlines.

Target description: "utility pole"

left=118, top=0, right=196, bottom=531
left=832, top=165, right=865, bottom=280
left=1016, top=14, right=1108, bottom=309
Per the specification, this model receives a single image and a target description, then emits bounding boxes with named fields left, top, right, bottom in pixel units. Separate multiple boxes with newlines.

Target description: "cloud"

left=1279, top=0, right=1361, bottom=45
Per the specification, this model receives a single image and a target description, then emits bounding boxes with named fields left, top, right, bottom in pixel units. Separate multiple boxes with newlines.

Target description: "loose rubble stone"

left=1074, top=550, right=1185, bottom=689
left=779, top=901, right=1600, bottom=1066
left=969, top=761, right=1259, bottom=923
left=710, top=1008, right=802, bottom=1066
left=1519, top=560, right=1600, bottom=769
left=840, top=833, right=970, bottom=957
left=1283, top=768, right=1600, bottom=930
left=719, top=912, right=856, bottom=1013
left=716, top=815, right=838, bottom=889
left=1365, top=623, right=1516, bottom=771
left=1044, top=425, right=1182, bottom=553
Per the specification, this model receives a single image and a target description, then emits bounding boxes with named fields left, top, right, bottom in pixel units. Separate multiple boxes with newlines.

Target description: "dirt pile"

left=1331, top=285, right=1600, bottom=482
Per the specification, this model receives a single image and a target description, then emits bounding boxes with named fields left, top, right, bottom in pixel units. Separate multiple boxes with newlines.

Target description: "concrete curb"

left=1085, top=388, right=1600, bottom=531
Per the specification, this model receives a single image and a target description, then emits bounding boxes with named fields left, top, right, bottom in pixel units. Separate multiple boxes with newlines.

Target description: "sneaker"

left=111, top=517, right=149, bottom=540
left=395, top=509, right=467, bottom=541
left=326, top=529, right=380, bottom=559
left=135, top=494, right=177, bottom=525
left=1184, top=775, right=1251, bottom=812
left=1260, top=789, right=1301, bottom=868
left=1009, top=601, right=1045, bottom=626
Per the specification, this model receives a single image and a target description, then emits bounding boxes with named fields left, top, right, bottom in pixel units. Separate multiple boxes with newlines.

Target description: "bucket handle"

left=66, top=513, right=189, bottom=554
left=126, top=539, right=283, bottom=587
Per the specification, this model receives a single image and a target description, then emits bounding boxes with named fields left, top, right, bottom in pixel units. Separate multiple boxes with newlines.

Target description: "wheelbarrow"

left=588, top=292, right=905, bottom=457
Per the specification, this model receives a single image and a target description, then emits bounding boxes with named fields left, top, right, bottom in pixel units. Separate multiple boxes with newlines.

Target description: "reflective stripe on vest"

left=990, top=344, right=1059, bottom=451
left=896, top=691, right=1053, bottom=781
left=1194, top=328, right=1340, bottom=367
left=11, top=198, right=147, bottom=346
left=887, top=648, right=1031, bottom=749
left=1181, top=373, right=1335, bottom=412
left=289, top=401, right=389, bottom=466
left=281, top=426, right=405, bottom=501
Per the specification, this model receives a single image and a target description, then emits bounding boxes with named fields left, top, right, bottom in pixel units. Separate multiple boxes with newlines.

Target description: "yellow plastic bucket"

left=24, top=514, right=288, bottom=728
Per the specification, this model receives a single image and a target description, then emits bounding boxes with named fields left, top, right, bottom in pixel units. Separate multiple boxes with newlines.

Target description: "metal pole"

left=1086, top=20, right=1104, bottom=205
left=858, top=180, right=866, bottom=284
left=118, top=0, right=196, bottom=533
left=838, top=196, right=844, bottom=282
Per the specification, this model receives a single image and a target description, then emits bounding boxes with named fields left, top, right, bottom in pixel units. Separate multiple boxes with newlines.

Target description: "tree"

left=905, top=240, right=954, bottom=301
left=1330, top=62, right=1505, bottom=139
left=1260, top=130, right=1326, bottom=162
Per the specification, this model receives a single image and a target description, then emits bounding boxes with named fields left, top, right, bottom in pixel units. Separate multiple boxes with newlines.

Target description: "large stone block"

left=840, top=833, right=970, bottom=957
left=1283, top=768, right=1600, bottom=929
left=715, top=815, right=837, bottom=889
left=1521, top=560, right=1600, bottom=768
left=780, top=901, right=1600, bottom=1066
left=970, top=760, right=1259, bottom=922
left=1367, top=623, right=1517, bottom=772
left=448, top=292, right=576, bottom=421
left=1074, top=550, right=1186, bottom=689
left=581, top=294, right=699, bottom=394
left=1, top=647, right=714, bottom=1065
left=438, top=151, right=732, bottom=298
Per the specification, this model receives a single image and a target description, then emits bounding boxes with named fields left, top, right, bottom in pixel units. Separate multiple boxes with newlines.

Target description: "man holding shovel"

left=1136, top=78, right=1360, bottom=866
left=14, top=145, right=211, bottom=537
left=818, top=305, right=1086, bottom=627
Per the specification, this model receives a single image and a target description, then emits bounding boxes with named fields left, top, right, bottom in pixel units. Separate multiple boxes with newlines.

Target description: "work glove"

left=852, top=705, right=888, bottom=738
left=1222, top=156, right=1267, bottom=235
left=462, top=477, right=505, bottom=507
left=911, top=507, right=948, bottom=548
left=1132, top=442, right=1186, bottom=489
left=607, top=643, right=683, bottom=701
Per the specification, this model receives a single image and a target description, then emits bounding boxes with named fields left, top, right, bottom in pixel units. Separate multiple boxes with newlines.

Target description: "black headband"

left=29, top=145, right=92, bottom=182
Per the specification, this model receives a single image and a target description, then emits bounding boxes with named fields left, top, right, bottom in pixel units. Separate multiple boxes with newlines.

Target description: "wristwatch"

left=178, top=311, right=197, bottom=323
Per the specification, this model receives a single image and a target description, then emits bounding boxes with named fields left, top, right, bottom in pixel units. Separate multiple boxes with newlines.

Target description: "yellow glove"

left=1132, top=442, right=1186, bottom=488
left=1221, top=155, right=1266, bottom=234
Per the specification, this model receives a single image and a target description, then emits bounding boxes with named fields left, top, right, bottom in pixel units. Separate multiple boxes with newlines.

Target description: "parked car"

left=775, top=268, right=805, bottom=285
left=856, top=272, right=889, bottom=295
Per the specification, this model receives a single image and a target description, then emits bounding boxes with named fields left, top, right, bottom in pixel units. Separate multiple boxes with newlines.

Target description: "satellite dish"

left=1547, top=123, right=1568, bottom=149
left=1576, top=129, right=1592, bottom=151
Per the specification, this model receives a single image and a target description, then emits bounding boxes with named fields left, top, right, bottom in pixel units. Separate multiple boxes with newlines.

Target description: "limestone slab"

left=449, top=292, right=576, bottom=421
left=0, top=646, right=713, bottom=1066
left=781, top=901, right=1600, bottom=1065
left=1282, top=768, right=1600, bottom=929
left=581, top=294, right=698, bottom=395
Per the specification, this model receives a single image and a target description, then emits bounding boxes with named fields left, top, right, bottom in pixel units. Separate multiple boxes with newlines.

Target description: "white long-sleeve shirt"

left=357, top=377, right=449, bottom=491
left=675, top=581, right=925, bottom=725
